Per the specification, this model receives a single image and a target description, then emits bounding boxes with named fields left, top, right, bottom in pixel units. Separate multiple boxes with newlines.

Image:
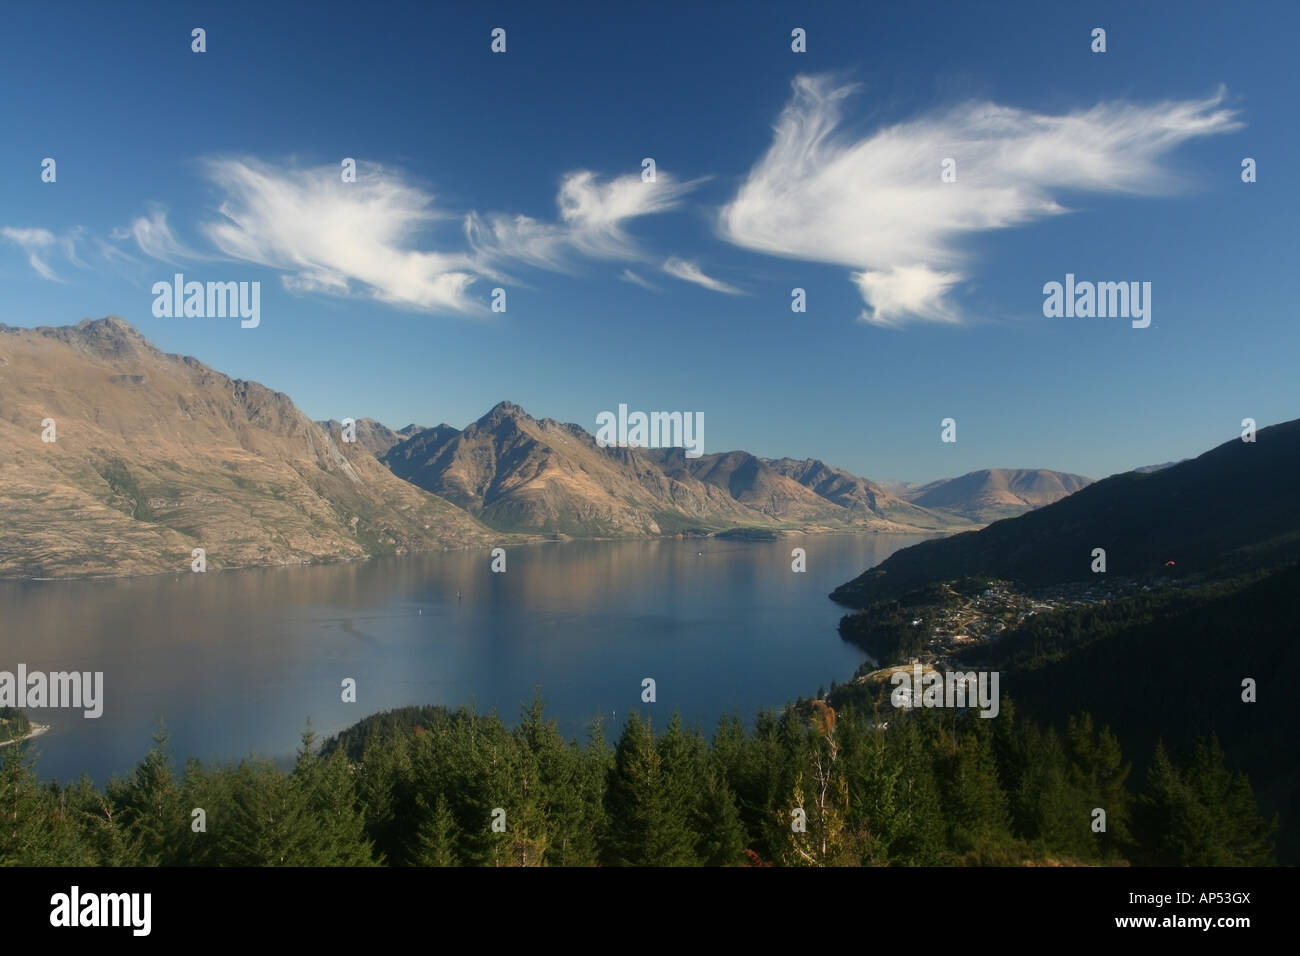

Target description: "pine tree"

left=411, top=793, right=460, bottom=866
left=932, top=711, right=1013, bottom=861
left=516, top=693, right=600, bottom=865
left=220, top=762, right=295, bottom=865
left=173, top=757, right=231, bottom=866
left=0, top=742, right=41, bottom=863
left=696, top=768, right=747, bottom=865
left=742, top=708, right=805, bottom=860
left=653, top=713, right=707, bottom=865
left=290, top=727, right=378, bottom=865
left=66, top=773, right=144, bottom=866
left=844, top=718, right=906, bottom=864
left=1135, top=737, right=1274, bottom=865
left=703, top=715, right=754, bottom=864
left=578, top=715, right=613, bottom=861
left=885, top=714, right=949, bottom=865
left=497, top=749, right=550, bottom=867
left=221, top=758, right=350, bottom=866
left=1182, top=735, right=1274, bottom=865
left=604, top=712, right=699, bottom=865
left=1063, top=713, right=1132, bottom=861
left=1133, top=740, right=1208, bottom=865
left=0, top=741, right=89, bottom=865
left=107, top=728, right=187, bottom=865
left=603, top=712, right=656, bottom=865
left=711, top=712, right=771, bottom=858
left=355, top=729, right=414, bottom=864
left=1012, top=723, right=1081, bottom=857
left=461, top=710, right=548, bottom=868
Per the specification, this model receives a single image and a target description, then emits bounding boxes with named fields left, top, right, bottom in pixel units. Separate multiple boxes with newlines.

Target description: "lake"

left=0, top=533, right=932, bottom=782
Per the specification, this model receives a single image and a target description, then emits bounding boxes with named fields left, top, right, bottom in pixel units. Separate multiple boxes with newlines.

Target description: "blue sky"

left=1, top=0, right=1295, bottom=483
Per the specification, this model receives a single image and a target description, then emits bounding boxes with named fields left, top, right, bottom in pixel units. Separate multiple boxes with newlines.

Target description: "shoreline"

left=0, top=528, right=958, bottom=585
left=0, top=722, right=51, bottom=748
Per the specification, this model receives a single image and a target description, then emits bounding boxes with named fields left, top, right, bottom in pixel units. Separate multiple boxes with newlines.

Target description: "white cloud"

left=95, top=238, right=138, bottom=264
left=200, top=157, right=479, bottom=313
left=720, top=75, right=1242, bottom=326
left=619, top=268, right=660, bottom=291
left=7, top=159, right=698, bottom=311
left=3, top=225, right=93, bottom=279
left=61, top=226, right=88, bottom=269
left=663, top=257, right=744, bottom=295
left=280, top=271, right=350, bottom=295
left=3, top=226, right=63, bottom=281
left=3, top=227, right=56, bottom=245
left=468, top=170, right=699, bottom=275
left=559, top=171, right=695, bottom=258
left=851, top=266, right=963, bottom=327
left=464, top=212, right=569, bottom=277
left=129, top=207, right=200, bottom=262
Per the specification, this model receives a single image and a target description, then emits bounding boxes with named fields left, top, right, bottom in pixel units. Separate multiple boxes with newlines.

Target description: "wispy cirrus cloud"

left=2, top=227, right=61, bottom=280
left=95, top=238, right=138, bottom=264
left=662, top=257, right=744, bottom=295
left=720, top=74, right=1242, bottom=327
left=2, top=226, right=89, bottom=281
left=558, top=171, right=698, bottom=258
left=6, top=157, right=700, bottom=310
left=464, top=212, right=569, bottom=276
left=128, top=207, right=201, bottom=263
left=467, top=170, right=700, bottom=278
left=199, top=157, right=480, bottom=313
left=619, top=268, right=660, bottom=291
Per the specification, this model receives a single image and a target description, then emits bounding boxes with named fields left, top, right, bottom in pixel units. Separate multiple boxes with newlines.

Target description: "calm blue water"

left=0, top=533, right=931, bottom=782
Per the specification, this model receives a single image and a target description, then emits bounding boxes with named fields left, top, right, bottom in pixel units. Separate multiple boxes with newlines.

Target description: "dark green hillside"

left=969, top=564, right=1300, bottom=863
left=831, top=418, right=1300, bottom=607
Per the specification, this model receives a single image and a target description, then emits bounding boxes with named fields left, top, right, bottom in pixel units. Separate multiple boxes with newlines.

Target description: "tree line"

left=0, top=694, right=1275, bottom=866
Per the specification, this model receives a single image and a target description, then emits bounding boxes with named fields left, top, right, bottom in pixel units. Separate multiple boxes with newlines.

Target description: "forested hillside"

left=0, top=696, right=1274, bottom=866
left=831, top=418, right=1300, bottom=607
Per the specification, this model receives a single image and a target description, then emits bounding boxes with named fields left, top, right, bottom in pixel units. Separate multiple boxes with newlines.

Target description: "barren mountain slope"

left=0, top=317, right=501, bottom=577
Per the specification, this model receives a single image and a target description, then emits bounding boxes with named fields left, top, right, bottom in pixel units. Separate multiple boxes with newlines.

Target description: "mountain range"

left=375, top=408, right=1101, bottom=535
left=0, top=317, right=1091, bottom=578
left=380, top=403, right=978, bottom=536
left=0, top=318, right=499, bottom=577
left=318, top=418, right=425, bottom=459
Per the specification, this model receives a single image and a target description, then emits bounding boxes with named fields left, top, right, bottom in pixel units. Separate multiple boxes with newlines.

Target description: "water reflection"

left=0, top=533, right=932, bottom=782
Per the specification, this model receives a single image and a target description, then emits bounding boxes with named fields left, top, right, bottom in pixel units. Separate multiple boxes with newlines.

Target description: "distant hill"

left=873, top=479, right=919, bottom=497
left=316, top=418, right=426, bottom=458
left=379, top=422, right=462, bottom=475
left=763, top=457, right=963, bottom=527
left=830, top=419, right=1300, bottom=607
left=0, top=317, right=501, bottom=578
left=382, top=403, right=976, bottom=537
left=902, top=468, right=1092, bottom=523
